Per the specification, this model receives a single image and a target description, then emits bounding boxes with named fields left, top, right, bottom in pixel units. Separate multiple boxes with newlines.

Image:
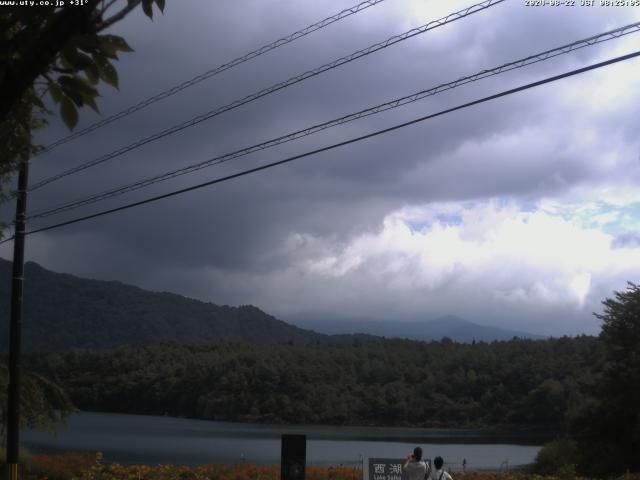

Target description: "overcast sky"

left=3, top=0, right=640, bottom=336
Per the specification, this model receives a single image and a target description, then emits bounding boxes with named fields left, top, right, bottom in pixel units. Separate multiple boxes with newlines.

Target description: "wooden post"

left=6, top=159, right=29, bottom=480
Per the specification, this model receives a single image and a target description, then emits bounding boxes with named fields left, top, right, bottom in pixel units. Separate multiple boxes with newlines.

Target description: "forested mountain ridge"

left=293, top=315, right=545, bottom=342
left=0, top=258, right=543, bottom=351
left=0, top=258, right=337, bottom=351
left=26, top=335, right=601, bottom=430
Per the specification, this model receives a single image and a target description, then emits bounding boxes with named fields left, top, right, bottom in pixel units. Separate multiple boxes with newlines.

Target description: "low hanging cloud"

left=204, top=199, right=640, bottom=336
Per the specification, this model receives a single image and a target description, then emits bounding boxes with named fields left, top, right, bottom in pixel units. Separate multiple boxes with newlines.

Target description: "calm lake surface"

left=22, top=412, right=544, bottom=469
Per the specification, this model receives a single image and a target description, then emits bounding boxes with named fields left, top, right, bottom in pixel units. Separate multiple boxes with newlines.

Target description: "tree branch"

left=96, top=0, right=141, bottom=31
left=102, top=0, right=120, bottom=13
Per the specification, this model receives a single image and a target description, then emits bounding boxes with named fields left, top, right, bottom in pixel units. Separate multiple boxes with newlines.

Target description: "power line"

left=29, top=0, right=505, bottom=191
left=4, top=49, right=637, bottom=243
left=26, top=21, right=640, bottom=221
left=37, top=0, right=388, bottom=155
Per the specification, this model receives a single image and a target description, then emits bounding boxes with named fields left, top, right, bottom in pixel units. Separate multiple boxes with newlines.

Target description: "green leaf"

left=154, top=0, right=165, bottom=12
left=48, top=82, right=63, bottom=104
left=75, top=52, right=96, bottom=69
left=57, top=76, right=84, bottom=105
left=98, top=61, right=119, bottom=89
left=81, top=92, right=100, bottom=114
left=58, top=74, right=95, bottom=93
left=96, top=36, right=121, bottom=59
left=95, top=43, right=119, bottom=60
left=60, top=96, right=78, bottom=130
left=60, top=45, right=80, bottom=68
left=74, top=34, right=99, bottom=54
left=59, top=54, right=73, bottom=71
left=62, top=87, right=84, bottom=107
left=84, top=61, right=100, bottom=85
left=98, top=34, right=134, bottom=53
left=90, top=51, right=109, bottom=68
left=91, top=54, right=120, bottom=90
left=32, top=95, right=45, bottom=110
left=142, top=0, right=153, bottom=19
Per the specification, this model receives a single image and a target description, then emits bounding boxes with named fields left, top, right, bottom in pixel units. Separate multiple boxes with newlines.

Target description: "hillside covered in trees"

left=26, top=336, right=600, bottom=430
left=5, top=281, right=639, bottom=476
left=0, top=259, right=341, bottom=350
left=0, top=259, right=540, bottom=350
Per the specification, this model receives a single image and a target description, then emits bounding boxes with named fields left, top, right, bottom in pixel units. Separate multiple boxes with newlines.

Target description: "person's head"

left=413, top=447, right=423, bottom=461
left=434, top=457, right=444, bottom=469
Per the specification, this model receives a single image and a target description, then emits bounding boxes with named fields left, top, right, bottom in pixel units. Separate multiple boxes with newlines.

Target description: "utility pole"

left=6, top=158, right=29, bottom=480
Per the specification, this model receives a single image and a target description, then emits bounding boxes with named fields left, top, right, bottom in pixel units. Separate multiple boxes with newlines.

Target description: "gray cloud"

left=612, top=230, right=640, bottom=249
left=3, top=0, right=640, bottom=336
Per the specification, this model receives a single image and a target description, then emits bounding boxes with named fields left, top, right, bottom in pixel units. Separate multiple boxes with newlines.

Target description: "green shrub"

left=531, top=437, right=578, bottom=475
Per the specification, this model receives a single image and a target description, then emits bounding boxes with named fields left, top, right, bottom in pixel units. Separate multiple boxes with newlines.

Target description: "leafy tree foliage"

left=27, top=336, right=600, bottom=431
left=531, top=437, right=578, bottom=475
left=0, top=0, right=166, bottom=437
left=0, top=0, right=165, bottom=233
left=569, top=283, right=640, bottom=475
left=0, top=362, right=76, bottom=443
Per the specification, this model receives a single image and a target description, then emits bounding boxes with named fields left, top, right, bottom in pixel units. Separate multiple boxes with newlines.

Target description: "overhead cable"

left=4, top=49, right=637, bottom=243
left=29, top=0, right=505, bottom=191
left=26, top=21, right=640, bottom=221
left=38, top=0, right=389, bottom=155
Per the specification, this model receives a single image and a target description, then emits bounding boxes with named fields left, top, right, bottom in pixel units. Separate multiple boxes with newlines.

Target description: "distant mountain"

left=0, top=258, right=542, bottom=351
left=290, top=314, right=545, bottom=342
left=0, top=258, right=372, bottom=351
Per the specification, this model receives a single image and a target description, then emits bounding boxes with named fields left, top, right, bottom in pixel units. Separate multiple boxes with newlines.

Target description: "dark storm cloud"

left=3, top=0, right=640, bottom=335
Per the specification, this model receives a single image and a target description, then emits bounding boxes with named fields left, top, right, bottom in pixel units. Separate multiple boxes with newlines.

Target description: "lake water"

left=22, top=412, right=544, bottom=470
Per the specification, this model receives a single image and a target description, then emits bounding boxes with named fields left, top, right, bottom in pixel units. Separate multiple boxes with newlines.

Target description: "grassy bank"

left=10, top=453, right=640, bottom=480
left=19, top=454, right=363, bottom=480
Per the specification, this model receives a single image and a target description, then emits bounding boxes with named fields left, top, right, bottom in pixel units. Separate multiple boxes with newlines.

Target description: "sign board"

left=367, top=457, right=432, bottom=480
left=368, top=458, right=404, bottom=480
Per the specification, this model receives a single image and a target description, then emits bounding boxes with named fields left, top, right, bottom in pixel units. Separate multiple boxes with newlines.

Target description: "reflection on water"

left=22, top=412, right=543, bottom=468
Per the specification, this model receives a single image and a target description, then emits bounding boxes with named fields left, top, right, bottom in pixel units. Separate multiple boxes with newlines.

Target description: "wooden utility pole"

left=6, top=159, right=29, bottom=480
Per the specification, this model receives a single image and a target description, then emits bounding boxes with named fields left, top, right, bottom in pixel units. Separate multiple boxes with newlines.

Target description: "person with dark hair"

left=403, top=447, right=428, bottom=480
left=430, top=456, right=453, bottom=480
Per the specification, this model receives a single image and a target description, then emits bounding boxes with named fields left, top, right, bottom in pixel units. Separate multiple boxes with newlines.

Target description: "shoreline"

left=21, top=411, right=543, bottom=469
left=53, top=411, right=553, bottom=444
